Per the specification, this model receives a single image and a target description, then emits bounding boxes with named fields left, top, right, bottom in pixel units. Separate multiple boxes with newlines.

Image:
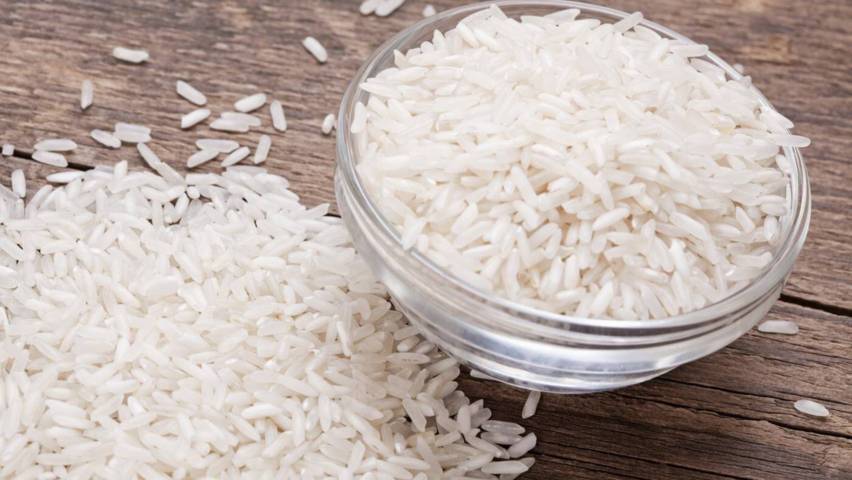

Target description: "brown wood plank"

left=458, top=302, right=852, bottom=480
left=1, top=1, right=851, bottom=479
left=1, top=0, right=851, bottom=309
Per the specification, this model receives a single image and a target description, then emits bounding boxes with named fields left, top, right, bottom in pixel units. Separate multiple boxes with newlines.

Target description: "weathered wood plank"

left=1, top=0, right=850, bottom=309
left=458, top=302, right=852, bottom=480
left=1, top=1, right=851, bottom=478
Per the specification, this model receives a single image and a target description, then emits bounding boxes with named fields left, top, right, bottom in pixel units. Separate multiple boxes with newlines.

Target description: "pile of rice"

left=0, top=165, right=534, bottom=478
left=354, top=6, right=809, bottom=320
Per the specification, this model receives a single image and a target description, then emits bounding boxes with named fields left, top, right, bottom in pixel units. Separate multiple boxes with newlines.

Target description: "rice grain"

left=90, top=129, right=122, bottom=148
left=32, top=151, right=68, bottom=167
left=302, top=36, right=328, bottom=63
left=181, top=108, right=211, bottom=129
left=80, top=80, right=94, bottom=110
left=176, top=80, right=207, bottom=106
left=253, top=135, right=271, bottom=164
left=234, top=93, right=267, bottom=113
left=112, top=46, right=149, bottom=63
left=221, top=146, right=251, bottom=167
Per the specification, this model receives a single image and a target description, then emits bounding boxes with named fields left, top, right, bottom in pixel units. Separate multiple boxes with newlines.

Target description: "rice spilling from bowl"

left=354, top=6, right=808, bottom=320
left=0, top=165, right=533, bottom=478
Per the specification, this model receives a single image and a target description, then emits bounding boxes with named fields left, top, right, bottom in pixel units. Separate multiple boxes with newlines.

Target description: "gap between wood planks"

left=7, top=153, right=852, bottom=320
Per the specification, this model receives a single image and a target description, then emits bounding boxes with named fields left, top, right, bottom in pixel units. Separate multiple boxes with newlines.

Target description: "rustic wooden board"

left=1, top=0, right=850, bottom=478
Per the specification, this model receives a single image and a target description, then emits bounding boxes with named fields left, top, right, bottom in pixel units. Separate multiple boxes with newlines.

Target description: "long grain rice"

left=34, top=138, right=77, bottom=152
left=112, top=46, right=149, bottom=63
left=11, top=169, right=25, bottom=198
left=354, top=6, right=808, bottom=320
left=302, top=36, right=328, bottom=63
left=271, top=100, right=288, bottom=132
left=222, top=146, right=251, bottom=167
left=32, top=151, right=68, bottom=167
left=181, top=108, right=211, bottom=129
left=0, top=164, right=530, bottom=478
left=234, top=93, right=267, bottom=113
left=90, top=129, right=122, bottom=148
left=176, top=80, right=207, bottom=106
left=793, top=399, right=830, bottom=418
left=80, top=80, right=94, bottom=110
left=253, top=135, right=271, bottom=164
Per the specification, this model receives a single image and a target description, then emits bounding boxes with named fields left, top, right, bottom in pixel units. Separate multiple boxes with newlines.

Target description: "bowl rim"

left=336, top=0, right=811, bottom=330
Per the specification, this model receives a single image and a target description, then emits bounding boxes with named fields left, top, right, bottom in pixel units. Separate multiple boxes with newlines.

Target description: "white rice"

left=34, top=138, right=77, bottom=152
left=375, top=0, right=406, bottom=17
left=176, top=80, right=207, bottom=106
left=302, top=36, right=328, bottom=63
left=482, top=460, right=530, bottom=475
left=757, top=320, right=799, bottom=335
left=0, top=165, right=533, bottom=478
left=136, top=142, right=162, bottom=168
left=322, top=113, right=336, bottom=135
left=10, top=169, right=25, bottom=197
left=793, top=399, right=830, bottom=418
left=181, top=108, right=211, bottom=129
left=32, top=150, right=68, bottom=167
left=234, top=93, right=267, bottom=113
left=114, top=122, right=152, bottom=143
left=115, top=122, right=151, bottom=135
left=221, top=111, right=262, bottom=127
left=80, top=79, right=94, bottom=110
left=90, top=129, right=122, bottom=148
left=423, top=4, right=436, bottom=17
left=508, top=433, right=537, bottom=458
left=210, top=118, right=250, bottom=133
left=221, top=146, right=251, bottom=167
left=112, top=46, right=149, bottom=63
left=354, top=6, right=808, bottom=320
left=360, top=0, right=381, bottom=15
left=253, top=135, right=271, bottom=164
left=522, top=391, right=541, bottom=419
left=270, top=100, right=288, bottom=132
left=196, top=139, right=240, bottom=153
left=186, top=149, right=220, bottom=168
left=1, top=144, right=13, bottom=156
left=46, top=170, right=85, bottom=183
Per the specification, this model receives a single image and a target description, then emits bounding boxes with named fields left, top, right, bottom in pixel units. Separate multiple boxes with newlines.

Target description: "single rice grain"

left=32, top=151, right=68, bottom=167
left=176, top=80, right=207, bottom=106
left=90, top=129, right=122, bottom=148
left=11, top=169, right=25, bottom=198
left=270, top=100, right=288, bottom=132
left=222, top=146, right=251, bottom=167
left=757, top=320, right=799, bottom=335
left=80, top=80, right=94, bottom=110
left=253, top=135, right=271, bottom=164
left=34, top=139, right=77, bottom=152
left=794, top=399, right=830, bottom=418
left=234, top=93, right=267, bottom=113
left=187, top=149, right=220, bottom=168
left=521, top=391, right=540, bottom=419
left=112, top=46, right=149, bottom=63
left=181, top=108, right=211, bottom=129
left=196, top=139, right=240, bottom=153
left=302, top=36, right=328, bottom=63
left=322, top=113, right=336, bottom=135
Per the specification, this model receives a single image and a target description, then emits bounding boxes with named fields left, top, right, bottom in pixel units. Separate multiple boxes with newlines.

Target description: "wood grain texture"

left=1, top=0, right=850, bottom=478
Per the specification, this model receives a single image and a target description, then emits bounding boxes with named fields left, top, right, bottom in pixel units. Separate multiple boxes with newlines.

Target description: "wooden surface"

left=1, top=0, right=850, bottom=478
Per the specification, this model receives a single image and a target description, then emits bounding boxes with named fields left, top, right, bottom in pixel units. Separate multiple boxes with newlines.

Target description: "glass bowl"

left=335, top=0, right=811, bottom=393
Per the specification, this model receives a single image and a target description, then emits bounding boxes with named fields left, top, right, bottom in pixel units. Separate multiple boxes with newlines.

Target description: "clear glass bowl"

left=335, top=0, right=811, bottom=393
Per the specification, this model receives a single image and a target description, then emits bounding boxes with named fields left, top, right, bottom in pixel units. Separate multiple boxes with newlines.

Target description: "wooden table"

left=1, top=1, right=850, bottom=478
